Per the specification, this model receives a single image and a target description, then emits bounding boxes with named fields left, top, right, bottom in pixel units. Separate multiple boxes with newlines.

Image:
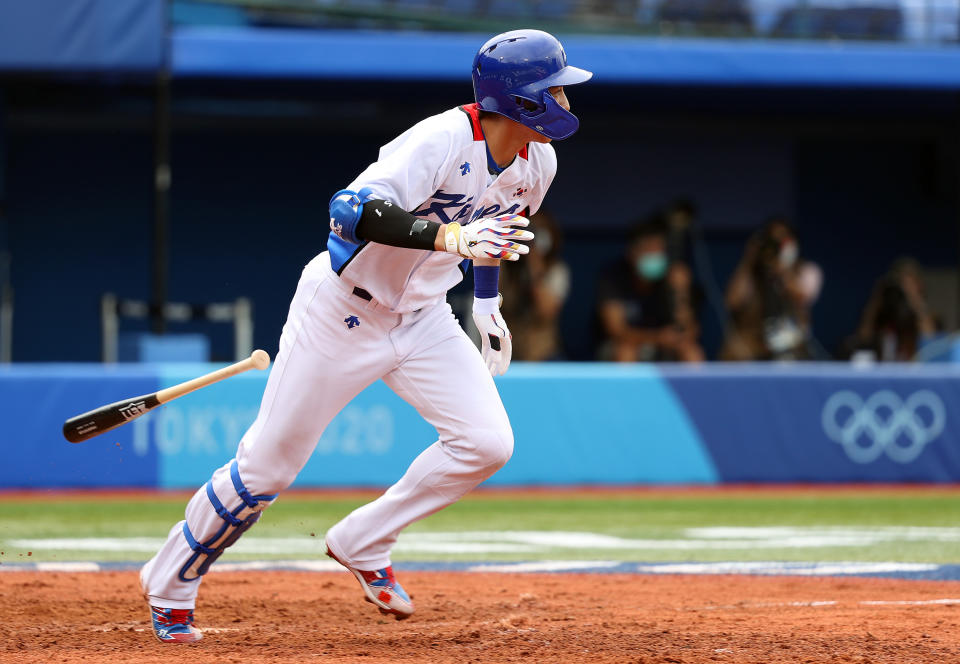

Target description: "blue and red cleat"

left=326, top=545, right=414, bottom=620
left=149, top=606, right=203, bottom=643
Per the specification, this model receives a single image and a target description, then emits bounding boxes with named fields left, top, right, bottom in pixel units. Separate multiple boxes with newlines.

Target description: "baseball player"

left=139, top=29, right=591, bottom=643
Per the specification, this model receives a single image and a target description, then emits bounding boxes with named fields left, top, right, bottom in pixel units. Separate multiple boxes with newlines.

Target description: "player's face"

left=549, top=86, right=570, bottom=112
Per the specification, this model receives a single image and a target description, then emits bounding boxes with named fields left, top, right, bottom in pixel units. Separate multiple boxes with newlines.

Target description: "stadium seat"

left=392, top=0, right=433, bottom=10
left=443, top=0, right=478, bottom=14
left=657, top=0, right=752, bottom=32
left=172, top=0, right=249, bottom=26
left=535, top=0, right=576, bottom=20
left=770, top=7, right=833, bottom=38
left=771, top=6, right=902, bottom=40
left=488, top=0, right=535, bottom=18
left=830, top=7, right=903, bottom=39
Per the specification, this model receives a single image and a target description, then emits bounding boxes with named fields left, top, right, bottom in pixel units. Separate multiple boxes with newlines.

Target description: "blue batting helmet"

left=472, top=29, right=592, bottom=141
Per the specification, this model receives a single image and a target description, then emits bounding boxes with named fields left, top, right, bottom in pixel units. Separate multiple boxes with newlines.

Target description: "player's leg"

left=324, top=300, right=512, bottom=617
left=141, top=256, right=395, bottom=640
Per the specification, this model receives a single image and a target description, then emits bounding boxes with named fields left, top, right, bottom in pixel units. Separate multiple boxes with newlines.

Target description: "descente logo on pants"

left=821, top=390, right=946, bottom=464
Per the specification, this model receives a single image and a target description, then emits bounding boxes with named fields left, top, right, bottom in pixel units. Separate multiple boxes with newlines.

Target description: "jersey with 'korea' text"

left=326, top=103, right=557, bottom=313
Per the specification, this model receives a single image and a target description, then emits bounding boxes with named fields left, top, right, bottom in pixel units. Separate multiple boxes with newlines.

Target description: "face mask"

left=536, top=228, right=553, bottom=254
left=779, top=241, right=798, bottom=268
left=636, top=252, right=667, bottom=280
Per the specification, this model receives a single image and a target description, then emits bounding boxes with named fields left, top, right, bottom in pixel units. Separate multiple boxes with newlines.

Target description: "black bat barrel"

left=62, top=393, right=161, bottom=443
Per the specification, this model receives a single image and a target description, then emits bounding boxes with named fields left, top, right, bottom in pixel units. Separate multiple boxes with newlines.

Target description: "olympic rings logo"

left=821, top=390, right=946, bottom=464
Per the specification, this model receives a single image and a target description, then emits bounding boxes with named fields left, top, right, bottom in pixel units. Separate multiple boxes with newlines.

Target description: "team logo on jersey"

left=344, top=315, right=360, bottom=329
left=514, top=186, right=528, bottom=198
left=460, top=162, right=471, bottom=176
left=413, top=190, right=523, bottom=225
left=413, top=191, right=474, bottom=223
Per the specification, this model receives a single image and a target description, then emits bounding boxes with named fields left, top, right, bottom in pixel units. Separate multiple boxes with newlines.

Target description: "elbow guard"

left=329, top=187, right=375, bottom=245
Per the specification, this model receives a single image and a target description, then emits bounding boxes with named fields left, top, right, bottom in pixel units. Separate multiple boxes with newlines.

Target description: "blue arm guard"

left=328, top=187, right=374, bottom=245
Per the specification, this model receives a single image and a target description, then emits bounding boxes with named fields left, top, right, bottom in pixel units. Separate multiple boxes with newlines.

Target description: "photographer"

left=596, top=217, right=704, bottom=362
left=852, top=258, right=936, bottom=362
left=498, top=210, right=571, bottom=361
left=720, top=218, right=822, bottom=361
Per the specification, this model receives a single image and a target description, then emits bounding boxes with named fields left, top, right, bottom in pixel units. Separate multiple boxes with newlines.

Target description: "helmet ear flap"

left=525, top=90, right=580, bottom=140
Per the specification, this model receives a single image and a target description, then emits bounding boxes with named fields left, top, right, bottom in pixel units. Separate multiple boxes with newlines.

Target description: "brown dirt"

left=1, top=571, right=958, bottom=663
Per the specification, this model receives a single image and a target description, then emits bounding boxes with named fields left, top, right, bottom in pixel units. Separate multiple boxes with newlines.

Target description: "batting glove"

left=444, top=215, right=533, bottom=262
left=473, top=295, right=512, bottom=376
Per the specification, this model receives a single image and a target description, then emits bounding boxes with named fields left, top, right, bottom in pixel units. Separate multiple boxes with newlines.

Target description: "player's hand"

left=444, top=215, right=533, bottom=262
left=473, top=295, right=512, bottom=376
left=657, top=326, right=684, bottom=350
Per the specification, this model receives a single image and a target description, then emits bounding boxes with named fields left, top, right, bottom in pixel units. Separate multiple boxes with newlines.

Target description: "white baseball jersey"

left=141, top=103, right=552, bottom=612
left=327, top=103, right=557, bottom=313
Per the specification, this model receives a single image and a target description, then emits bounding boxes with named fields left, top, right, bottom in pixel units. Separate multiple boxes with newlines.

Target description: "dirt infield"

left=1, top=571, right=958, bottom=663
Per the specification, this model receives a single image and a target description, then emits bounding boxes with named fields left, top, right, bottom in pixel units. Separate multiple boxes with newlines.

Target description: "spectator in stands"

left=596, top=217, right=704, bottom=362
left=665, top=197, right=697, bottom=265
left=720, top=218, right=822, bottom=361
left=849, top=258, right=936, bottom=361
left=499, top=209, right=571, bottom=361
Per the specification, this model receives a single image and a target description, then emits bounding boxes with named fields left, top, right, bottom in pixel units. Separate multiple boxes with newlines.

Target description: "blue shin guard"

left=178, top=461, right=277, bottom=582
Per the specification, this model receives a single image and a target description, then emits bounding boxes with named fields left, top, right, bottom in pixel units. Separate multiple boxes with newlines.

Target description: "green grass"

left=1, top=490, right=958, bottom=564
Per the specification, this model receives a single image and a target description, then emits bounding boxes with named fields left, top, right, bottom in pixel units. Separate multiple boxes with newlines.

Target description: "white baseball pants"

left=141, top=252, right=513, bottom=609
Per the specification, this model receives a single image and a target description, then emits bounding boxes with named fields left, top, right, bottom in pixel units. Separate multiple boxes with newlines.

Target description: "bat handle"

left=156, top=349, right=271, bottom=404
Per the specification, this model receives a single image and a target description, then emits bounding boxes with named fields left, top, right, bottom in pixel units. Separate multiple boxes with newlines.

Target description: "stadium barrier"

left=2, top=363, right=958, bottom=488
left=5, top=3, right=960, bottom=88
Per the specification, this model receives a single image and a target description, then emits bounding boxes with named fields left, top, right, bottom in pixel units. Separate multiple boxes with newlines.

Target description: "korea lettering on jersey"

left=326, top=103, right=557, bottom=313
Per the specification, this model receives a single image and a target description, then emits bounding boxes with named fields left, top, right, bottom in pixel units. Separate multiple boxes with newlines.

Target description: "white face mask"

left=536, top=228, right=553, bottom=255
left=779, top=241, right=798, bottom=268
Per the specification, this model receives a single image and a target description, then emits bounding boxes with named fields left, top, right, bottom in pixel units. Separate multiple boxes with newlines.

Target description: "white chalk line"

left=862, top=599, right=960, bottom=606
left=8, top=526, right=960, bottom=556
left=467, top=560, right=621, bottom=573
left=691, top=598, right=960, bottom=611
left=633, top=561, right=938, bottom=576
left=694, top=600, right=838, bottom=611
left=0, top=559, right=949, bottom=579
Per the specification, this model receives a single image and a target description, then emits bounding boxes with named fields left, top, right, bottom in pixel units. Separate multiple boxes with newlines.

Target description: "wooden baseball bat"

left=62, top=349, right=271, bottom=444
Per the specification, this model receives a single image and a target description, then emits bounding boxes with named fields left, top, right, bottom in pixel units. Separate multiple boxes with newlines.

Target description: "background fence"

left=4, top=362, right=958, bottom=488
left=1, top=1, right=959, bottom=488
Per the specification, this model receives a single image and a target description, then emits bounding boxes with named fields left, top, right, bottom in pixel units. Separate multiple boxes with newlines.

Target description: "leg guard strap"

left=206, top=481, right=243, bottom=527
left=231, top=460, right=263, bottom=508
left=181, top=521, right=215, bottom=556
left=178, top=462, right=277, bottom=582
